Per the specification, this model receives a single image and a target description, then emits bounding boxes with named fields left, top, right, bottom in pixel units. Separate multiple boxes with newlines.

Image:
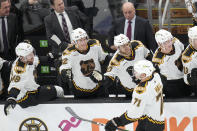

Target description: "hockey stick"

left=65, top=107, right=129, bottom=131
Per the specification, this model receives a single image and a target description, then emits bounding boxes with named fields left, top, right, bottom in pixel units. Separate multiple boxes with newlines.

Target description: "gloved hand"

left=89, top=70, right=103, bottom=83
left=61, top=69, right=72, bottom=82
left=4, top=98, right=17, bottom=116
left=187, top=68, right=197, bottom=87
left=105, top=117, right=120, bottom=131
left=126, top=66, right=133, bottom=77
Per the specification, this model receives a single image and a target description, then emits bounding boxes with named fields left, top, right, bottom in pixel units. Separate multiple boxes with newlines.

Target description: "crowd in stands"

left=0, top=0, right=197, bottom=101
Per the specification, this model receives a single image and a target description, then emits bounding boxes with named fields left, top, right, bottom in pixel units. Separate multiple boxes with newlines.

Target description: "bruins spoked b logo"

left=19, top=117, right=48, bottom=131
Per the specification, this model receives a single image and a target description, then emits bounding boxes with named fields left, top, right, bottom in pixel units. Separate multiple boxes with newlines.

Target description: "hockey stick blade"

left=65, top=107, right=129, bottom=131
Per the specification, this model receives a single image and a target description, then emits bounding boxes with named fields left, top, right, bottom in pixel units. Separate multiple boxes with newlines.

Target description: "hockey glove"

left=89, top=70, right=103, bottom=83
left=4, top=97, right=17, bottom=116
left=61, top=69, right=72, bottom=83
left=105, top=117, right=122, bottom=131
left=187, top=68, right=197, bottom=87
left=126, top=66, right=133, bottom=77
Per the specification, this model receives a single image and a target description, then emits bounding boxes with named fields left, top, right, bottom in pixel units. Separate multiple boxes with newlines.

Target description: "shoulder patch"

left=62, top=45, right=76, bottom=56
left=134, top=81, right=147, bottom=94
left=88, top=39, right=101, bottom=47
left=109, top=53, right=124, bottom=67
left=152, top=49, right=165, bottom=65
left=130, top=40, right=144, bottom=50
left=182, top=45, right=195, bottom=63
left=14, top=60, right=26, bottom=74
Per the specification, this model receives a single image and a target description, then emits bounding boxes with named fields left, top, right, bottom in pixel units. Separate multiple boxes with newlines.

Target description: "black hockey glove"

left=187, top=68, right=197, bottom=86
left=89, top=70, right=103, bottom=83
left=4, top=97, right=17, bottom=116
left=61, top=69, right=72, bottom=83
left=105, top=117, right=122, bottom=131
left=115, top=76, right=122, bottom=88
left=126, top=66, right=133, bottom=77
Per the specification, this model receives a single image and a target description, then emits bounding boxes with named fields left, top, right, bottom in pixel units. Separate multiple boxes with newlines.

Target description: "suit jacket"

left=108, top=16, right=157, bottom=52
left=44, top=7, right=88, bottom=58
left=0, top=13, right=23, bottom=60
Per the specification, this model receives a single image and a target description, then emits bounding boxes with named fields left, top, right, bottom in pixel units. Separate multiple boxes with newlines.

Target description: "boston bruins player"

left=105, top=60, right=165, bottom=131
left=185, top=0, right=197, bottom=25
left=4, top=42, right=65, bottom=115
left=152, top=29, right=191, bottom=98
left=182, top=26, right=197, bottom=96
left=104, top=34, right=150, bottom=97
left=59, top=28, right=108, bottom=98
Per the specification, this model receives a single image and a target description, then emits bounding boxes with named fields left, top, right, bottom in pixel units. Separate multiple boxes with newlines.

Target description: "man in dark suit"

left=108, top=2, right=157, bottom=53
left=44, top=0, right=88, bottom=58
left=0, top=0, right=23, bottom=61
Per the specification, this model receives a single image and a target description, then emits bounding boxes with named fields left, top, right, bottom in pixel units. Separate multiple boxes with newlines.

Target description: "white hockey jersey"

left=8, top=56, right=40, bottom=101
left=59, top=39, right=108, bottom=92
left=182, top=44, right=197, bottom=84
left=123, top=73, right=164, bottom=123
left=104, top=40, right=150, bottom=91
left=152, top=38, right=184, bottom=80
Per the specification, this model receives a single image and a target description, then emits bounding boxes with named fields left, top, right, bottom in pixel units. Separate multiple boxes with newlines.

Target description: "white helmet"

left=155, top=29, right=173, bottom=44
left=134, top=60, right=155, bottom=77
left=15, top=42, right=33, bottom=57
left=188, top=26, right=197, bottom=40
left=71, top=28, right=88, bottom=43
left=114, top=34, right=130, bottom=47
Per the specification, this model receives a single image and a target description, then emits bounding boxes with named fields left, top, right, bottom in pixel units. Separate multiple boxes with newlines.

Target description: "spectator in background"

left=66, top=0, right=97, bottom=37
left=152, top=29, right=191, bottom=98
left=20, top=0, right=51, bottom=36
left=44, top=0, right=89, bottom=59
left=59, top=28, right=109, bottom=98
left=185, top=0, right=197, bottom=26
left=182, top=26, right=197, bottom=97
left=108, top=2, right=157, bottom=53
left=104, top=34, right=150, bottom=98
left=0, top=0, right=23, bottom=61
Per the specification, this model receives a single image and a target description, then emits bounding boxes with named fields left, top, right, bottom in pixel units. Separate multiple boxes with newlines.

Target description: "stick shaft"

left=65, top=107, right=128, bottom=131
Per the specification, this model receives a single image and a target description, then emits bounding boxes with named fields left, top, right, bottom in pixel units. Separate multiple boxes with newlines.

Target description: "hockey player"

left=4, top=42, right=65, bottom=115
left=152, top=29, right=191, bottom=98
left=185, top=0, right=197, bottom=25
left=105, top=60, right=165, bottom=131
left=104, top=34, right=150, bottom=97
left=59, top=28, right=109, bottom=98
left=182, top=26, right=197, bottom=96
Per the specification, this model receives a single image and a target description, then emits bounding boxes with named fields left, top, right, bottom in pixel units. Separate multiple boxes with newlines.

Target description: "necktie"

left=127, top=20, right=132, bottom=40
left=1, top=17, right=8, bottom=53
left=59, top=13, right=70, bottom=43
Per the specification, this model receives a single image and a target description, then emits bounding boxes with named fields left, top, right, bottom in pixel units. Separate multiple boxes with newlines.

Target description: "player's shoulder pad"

left=109, top=53, right=124, bottom=67
left=62, top=45, right=77, bottom=56
left=172, top=37, right=179, bottom=42
left=134, top=81, right=147, bottom=94
left=182, top=44, right=195, bottom=63
left=152, top=49, right=165, bottom=65
left=88, top=39, right=101, bottom=47
left=130, top=40, right=144, bottom=50
left=14, top=60, right=27, bottom=74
